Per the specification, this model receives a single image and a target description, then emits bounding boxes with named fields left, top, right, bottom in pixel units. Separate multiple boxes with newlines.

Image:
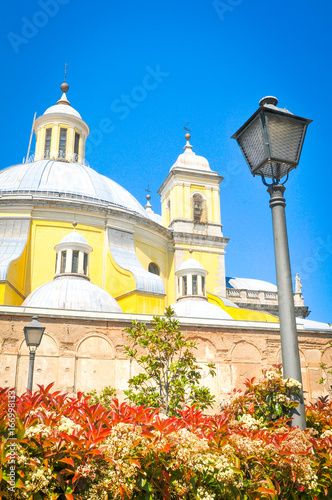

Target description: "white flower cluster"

left=275, top=394, right=291, bottom=403
left=196, top=486, right=216, bottom=500
left=321, top=429, right=332, bottom=439
left=265, top=370, right=280, bottom=381
left=238, top=413, right=265, bottom=430
left=57, top=415, right=83, bottom=435
left=25, top=423, right=53, bottom=439
left=284, top=378, right=302, bottom=389
left=18, top=467, right=54, bottom=499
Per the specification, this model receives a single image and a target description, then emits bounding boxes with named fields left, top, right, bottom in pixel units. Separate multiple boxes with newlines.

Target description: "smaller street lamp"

left=232, top=96, right=312, bottom=429
left=24, top=316, right=45, bottom=392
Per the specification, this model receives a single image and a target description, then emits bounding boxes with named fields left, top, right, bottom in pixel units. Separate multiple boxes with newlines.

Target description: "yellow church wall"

left=0, top=284, right=5, bottom=304
left=6, top=234, right=29, bottom=299
left=175, top=246, right=224, bottom=297
left=166, top=249, right=175, bottom=306
left=183, top=185, right=191, bottom=219
left=28, top=221, right=104, bottom=293
left=105, top=249, right=136, bottom=299
left=3, top=283, right=23, bottom=305
left=134, top=234, right=167, bottom=280
left=161, top=194, right=170, bottom=226
left=212, top=189, right=221, bottom=224
left=117, top=292, right=165, bottom=315
left=207, top=292, right=279, bottom=323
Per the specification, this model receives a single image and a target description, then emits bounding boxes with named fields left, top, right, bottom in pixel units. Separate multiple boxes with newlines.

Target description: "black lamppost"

left=24, top=316, right=45, bottom=392
left=232, top=96, right=312, bottom=429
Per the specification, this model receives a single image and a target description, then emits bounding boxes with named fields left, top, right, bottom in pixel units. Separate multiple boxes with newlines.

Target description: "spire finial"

left=145, top=186, right=153, bottom=212
left=58, top=65, right=70, bottom=105
left=72, top=221, right=77, bottom=230
left=183, top=123, right=193, bottom=152
left=184, top=122, right=191, bottom=141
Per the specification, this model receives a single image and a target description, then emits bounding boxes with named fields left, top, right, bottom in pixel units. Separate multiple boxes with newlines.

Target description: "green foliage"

left=1, top=370, right=332, bottom=499
left=123, top=307, right=216, bottom=415
left=228, top=364, right=303, bottom=426
left=86, top=386, right=117, bottom=409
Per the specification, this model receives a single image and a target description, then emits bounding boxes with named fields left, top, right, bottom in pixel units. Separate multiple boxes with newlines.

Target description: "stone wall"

left=0, top=310, right=331, bottom=412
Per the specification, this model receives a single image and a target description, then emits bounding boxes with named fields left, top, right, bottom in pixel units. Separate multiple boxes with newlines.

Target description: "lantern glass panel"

left=237, top=116, right=265, bottom=173
left=266, top=113, right=307, bottom=164
left=24, top=328, right=44, bottom=347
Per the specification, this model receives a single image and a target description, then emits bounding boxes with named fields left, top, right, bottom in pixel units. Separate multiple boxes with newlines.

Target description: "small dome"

left=178, top=258, right=205, bottom=272
left=171, top=135, right=211, bottom=172
left=60, top=231, right=88, bottom=245
left=23, top=276, right=122, bottom=313
left=44, top=104, right=82, bottom=119
left=171, top=298, right=232, bottom=320
left=172, top=152, right=211, bottom=171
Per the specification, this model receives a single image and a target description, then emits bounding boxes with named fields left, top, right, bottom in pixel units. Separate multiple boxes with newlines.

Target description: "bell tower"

left=158, top=133, right=229, bottom=299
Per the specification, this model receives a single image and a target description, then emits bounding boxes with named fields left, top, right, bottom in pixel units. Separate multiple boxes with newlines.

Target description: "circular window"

left=148, top=262, right=160, bottom=276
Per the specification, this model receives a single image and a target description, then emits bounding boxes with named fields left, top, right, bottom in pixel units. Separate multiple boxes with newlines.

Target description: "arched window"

left=148, top=262, right=160, bottom=276
left=192, top=193, right=207, bottom=222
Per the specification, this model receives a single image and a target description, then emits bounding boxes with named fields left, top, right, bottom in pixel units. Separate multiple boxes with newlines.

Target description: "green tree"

left=85, top=386, right=117, bottom=408
left=124, top=307, right=216, bottom=415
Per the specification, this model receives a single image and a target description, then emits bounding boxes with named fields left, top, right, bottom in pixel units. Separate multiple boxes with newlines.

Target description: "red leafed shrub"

left=0, top=367, right=332, bottom=499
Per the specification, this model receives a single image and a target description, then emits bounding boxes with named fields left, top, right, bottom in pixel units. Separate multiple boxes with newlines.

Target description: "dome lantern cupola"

left=34, top=82, right=90, bottom=164
left=175, top=258, right=208, bottom=300
left=171, top=258, right=232, bottom=320
left=54, top=225, right=92, bottom=279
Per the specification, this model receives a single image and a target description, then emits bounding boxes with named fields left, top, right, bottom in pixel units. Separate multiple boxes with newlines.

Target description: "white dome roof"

left=171, top=298, right=232, bottom=320
left=171, top=137, right=211, bottom=172
left=227, top=277, right=277, bottom=292
left=23, top=276, right=122, bottom=313
left=178, top=258, right=205, bottom=272
left=172, top=151, right=211, bottom=171
left=44, top=104, right=82, bottom=119
left=60, top=231, right=88, bottom=245
left=0, top=160, right=150, bottom=219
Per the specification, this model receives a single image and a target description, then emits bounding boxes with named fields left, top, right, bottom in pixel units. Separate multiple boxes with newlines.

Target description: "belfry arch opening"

left=192, top=193, right=207, bottom=223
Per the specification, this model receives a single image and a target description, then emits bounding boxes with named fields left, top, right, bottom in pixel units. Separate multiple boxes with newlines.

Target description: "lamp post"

left=24, top=316, right=45, bottom=392
left=232, top=96, right=312, bottom=429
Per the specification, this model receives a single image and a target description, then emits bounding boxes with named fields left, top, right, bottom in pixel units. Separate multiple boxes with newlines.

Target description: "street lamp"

left=232, top=96, right=312, bottom=429
left=24, top=316, right=45, bottom=392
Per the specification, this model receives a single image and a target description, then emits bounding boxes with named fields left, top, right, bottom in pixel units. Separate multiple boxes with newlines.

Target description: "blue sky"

left=1, top=0, right=331, bottom=322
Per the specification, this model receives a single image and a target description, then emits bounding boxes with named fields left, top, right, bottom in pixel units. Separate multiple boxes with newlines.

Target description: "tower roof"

left=170, top=133, right=211, bottom=172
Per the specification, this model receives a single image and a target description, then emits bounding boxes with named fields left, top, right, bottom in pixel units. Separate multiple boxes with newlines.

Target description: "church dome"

left=171, top=298, right=232, bottom=320
left=23, top=276, right=122, bottom=313
left=0, top=160, right=149, bottom=218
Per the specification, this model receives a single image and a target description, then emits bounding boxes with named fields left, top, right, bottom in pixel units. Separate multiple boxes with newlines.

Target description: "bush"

left=0, top=366, right=332, bottom=499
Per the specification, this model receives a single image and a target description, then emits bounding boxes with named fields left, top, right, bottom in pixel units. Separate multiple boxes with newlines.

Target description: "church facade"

left=0, top=82, right=331, bottom=408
